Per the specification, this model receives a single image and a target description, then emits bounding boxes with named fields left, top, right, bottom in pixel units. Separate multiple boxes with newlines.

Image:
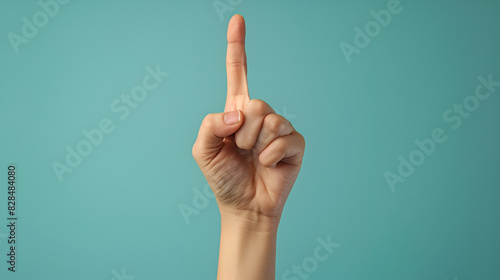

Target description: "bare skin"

left=192, top=14, right=305, bottom=280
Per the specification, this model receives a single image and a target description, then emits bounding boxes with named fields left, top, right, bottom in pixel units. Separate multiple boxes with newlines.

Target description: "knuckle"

left=192, top=143, right=199, bottom=158
left=201, top=113, right=214, bottom=131
left=246, top=99, right=270, bottom=114
left=296, top=131, right=306, bottom=149
left=201, top=113, right=212, bottom=125
left=193, top=113, right=216, bottom=158
left=265, top=114, right=284, bottom=135
left=274, top=137, right=288, bottom=153
left=192, top=139, right=204, bottom=160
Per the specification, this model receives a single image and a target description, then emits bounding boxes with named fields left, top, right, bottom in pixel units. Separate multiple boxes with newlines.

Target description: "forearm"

left=217, top=211, right=280, bottom=280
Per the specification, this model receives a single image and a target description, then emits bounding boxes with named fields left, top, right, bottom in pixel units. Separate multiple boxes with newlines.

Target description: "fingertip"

left=227, top=14, right=246, bottom=43
left=230, top=14, right=245, bottom=24
left=262, top=159, right=277, bottom=169
left=258, top=151, right=275, bottom=168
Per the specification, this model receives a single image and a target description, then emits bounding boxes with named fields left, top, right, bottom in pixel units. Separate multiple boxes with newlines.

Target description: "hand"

left=192, top=14, right=305, bottom=279
left=192, top=15, right=305, bottom=228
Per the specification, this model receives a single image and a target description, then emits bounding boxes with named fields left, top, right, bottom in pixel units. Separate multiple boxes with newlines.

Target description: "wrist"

left=219, top=207, right=281, bottom=234
left=217, top=209, right=278, bottom=280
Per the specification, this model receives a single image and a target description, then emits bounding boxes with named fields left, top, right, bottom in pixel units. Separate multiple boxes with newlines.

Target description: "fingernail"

left=224, top=110, right=240, bottom=125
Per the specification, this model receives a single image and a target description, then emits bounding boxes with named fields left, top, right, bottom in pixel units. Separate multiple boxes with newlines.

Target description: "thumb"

left=192, top=110, right=243, bottom=165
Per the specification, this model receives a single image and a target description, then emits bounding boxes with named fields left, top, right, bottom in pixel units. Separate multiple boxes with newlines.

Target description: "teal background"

left=1, top=0, right=500, bottom=279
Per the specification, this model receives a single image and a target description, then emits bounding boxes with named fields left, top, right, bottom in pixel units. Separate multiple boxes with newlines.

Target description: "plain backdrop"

left=1, top=0, right=499, bottom=279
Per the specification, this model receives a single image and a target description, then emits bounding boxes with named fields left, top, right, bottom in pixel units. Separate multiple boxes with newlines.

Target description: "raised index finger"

left=225, top=14, right=250, bottom=112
